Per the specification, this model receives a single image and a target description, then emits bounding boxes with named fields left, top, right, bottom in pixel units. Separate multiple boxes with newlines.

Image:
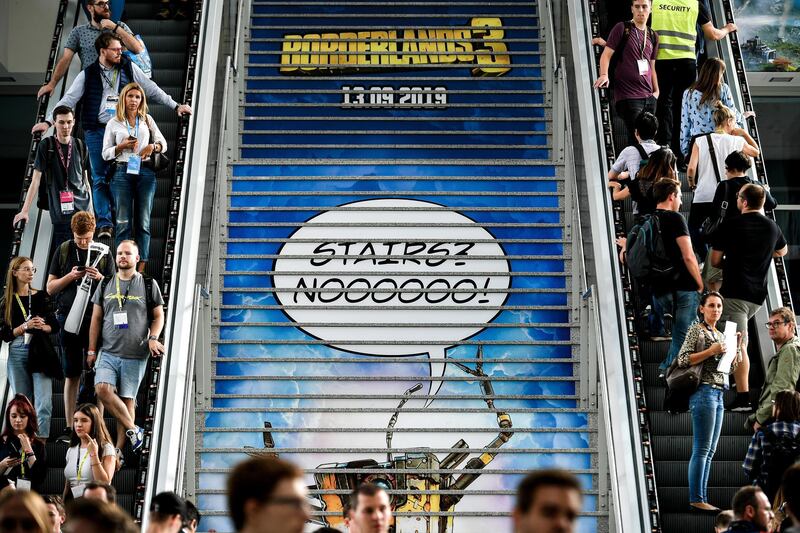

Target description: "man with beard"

left=38, top=0, right=142, bottom=99
left=87, top=240, right=164, bottom=453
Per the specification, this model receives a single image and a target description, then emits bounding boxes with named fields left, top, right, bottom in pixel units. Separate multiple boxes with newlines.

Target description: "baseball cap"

left=150, top=492, right=188, bottom=519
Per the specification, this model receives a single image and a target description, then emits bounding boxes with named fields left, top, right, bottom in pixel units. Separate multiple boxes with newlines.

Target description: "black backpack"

left=99, top=274, right=158, bottom=323
left=761, top=427, right=800, bottom=501
left=36, top=136, right=89, bottom=211
left=625, top=213, right=679, bottom=282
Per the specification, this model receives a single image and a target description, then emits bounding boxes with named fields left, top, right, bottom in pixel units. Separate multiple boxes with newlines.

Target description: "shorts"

left=719, top=297, right=762, bottom=347
left=57, top=313, right=89, bottom=378
left=95, top=351, right=149, bottom=400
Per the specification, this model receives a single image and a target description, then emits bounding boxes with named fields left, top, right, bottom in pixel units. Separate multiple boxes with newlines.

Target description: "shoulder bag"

left=665, top=326, right=712, bottom=392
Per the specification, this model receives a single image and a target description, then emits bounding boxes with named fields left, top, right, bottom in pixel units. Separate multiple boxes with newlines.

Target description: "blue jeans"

left=84, top=128, right=113, bottom=229
left=655, top=290, right=700, bottom=373
left=688, top=384, right=725, bottom=503
left=110, top=164, right=157, bottom=261
left=7, top=337, right=53, bottom=438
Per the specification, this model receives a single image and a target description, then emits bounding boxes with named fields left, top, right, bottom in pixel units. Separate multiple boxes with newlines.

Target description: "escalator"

left=5, top=0, right=204, bottom=519
left=584, top=0, right=794, bottom=531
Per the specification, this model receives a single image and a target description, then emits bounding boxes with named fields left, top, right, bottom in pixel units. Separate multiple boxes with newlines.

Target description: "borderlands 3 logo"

left=280, top=18, right=511, bottom=77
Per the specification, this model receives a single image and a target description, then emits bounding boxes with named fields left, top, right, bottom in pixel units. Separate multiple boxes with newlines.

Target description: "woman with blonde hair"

left=679, top=57, right=753, bottom=159
left=0, top=489, right=52, bottom=533
left=0, top=257, right=60, bottom=439
left=63, top=403, right=117, bottom=500
left=102, top=81, right=167, bottom=272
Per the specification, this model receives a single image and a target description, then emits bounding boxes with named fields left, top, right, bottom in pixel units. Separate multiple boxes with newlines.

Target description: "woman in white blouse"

left=63, top=403, right=116, bottom=501
left=102, top=82, right=167, bottom=272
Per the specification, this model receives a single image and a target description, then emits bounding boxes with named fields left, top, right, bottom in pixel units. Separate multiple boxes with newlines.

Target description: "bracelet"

left=91, top=462, right=101, bottom=467
left=113, top=23, right=120, bottom=33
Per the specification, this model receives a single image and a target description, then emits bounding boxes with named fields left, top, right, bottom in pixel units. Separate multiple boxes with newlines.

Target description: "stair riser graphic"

left=197, top=1, right=598, bottom=531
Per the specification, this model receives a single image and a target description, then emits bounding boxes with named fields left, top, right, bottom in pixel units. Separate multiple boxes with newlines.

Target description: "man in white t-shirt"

left=686, top=105, right=760, bottom=257
left=608, top=112, right=661, bottom=182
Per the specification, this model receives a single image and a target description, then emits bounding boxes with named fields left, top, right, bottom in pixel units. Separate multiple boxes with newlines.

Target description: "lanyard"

left=631, top=24, right=648, bottom=60
left=14, top=293, right=31, bottom=321
left=702, top=321, right=722, bottom=343
left=114, top=274, right=132, bottom=310
left=54, top=138, right=73, bottom=175
left=9, top=442, right=25, bottom=478
left=125, top=116, right=139, bottom=139
left=76, top=447, right=91, bottom=482
left=100, top=66, right=119, bottom=92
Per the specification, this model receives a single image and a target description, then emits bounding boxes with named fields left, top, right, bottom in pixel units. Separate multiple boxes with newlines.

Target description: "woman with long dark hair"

left=679, top=57, right=752, bottom=159
left=63, top=403, right=117, bottom=500
left=0, top=256, right=60, bottom=439
left=609, top=147, right=678, bottom=219
left=0, top=394, right=47, bottom=492
left=677, top=291, right=741, bottom=513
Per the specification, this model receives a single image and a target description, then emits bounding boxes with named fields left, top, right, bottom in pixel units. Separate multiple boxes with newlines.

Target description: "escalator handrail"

left=134, top=0, right=209, bottom=522
left=585, top=1, right=664, bottom=530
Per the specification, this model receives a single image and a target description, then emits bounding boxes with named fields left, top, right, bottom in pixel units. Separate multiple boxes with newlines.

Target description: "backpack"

left=761, top=427, right=800, bottom=501
left=610, top=22, right=657, bottom=78
left=625, top=212, right=680, bottom=282
left=99, top=273, right=158, bottom=323
left=36, top=136, right=90, bottom=211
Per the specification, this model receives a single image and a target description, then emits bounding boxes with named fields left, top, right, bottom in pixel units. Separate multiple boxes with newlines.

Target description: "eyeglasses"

left=266, top=497, right=312, bottom=510
left=105, top=47, right=124, bottom=53
left=92, top=1, right=110, bottom=7
left=765, top=320, right=789, bottom=329
left=13, top=267, right=36, bottom=274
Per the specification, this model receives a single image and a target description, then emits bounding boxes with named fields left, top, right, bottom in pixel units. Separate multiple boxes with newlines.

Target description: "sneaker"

left=56, top=427, right=73, bottom=444
left=126, top=426, right=145, bottom=452
left=115, top=447, right=124, bottom=470
left=97, top=226, right=113, bottom=239
left=727, top=394, right=753, bottom=412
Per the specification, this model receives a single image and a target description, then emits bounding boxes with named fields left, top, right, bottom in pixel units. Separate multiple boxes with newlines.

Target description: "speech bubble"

left=272, top=198, right=511, bottom=401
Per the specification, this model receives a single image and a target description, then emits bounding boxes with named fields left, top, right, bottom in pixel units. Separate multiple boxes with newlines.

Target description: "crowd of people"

left=599, top=0, right=800, bottom=522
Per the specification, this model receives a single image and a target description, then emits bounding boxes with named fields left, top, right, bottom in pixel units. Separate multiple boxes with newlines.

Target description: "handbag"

left=665, top=327, right=711, bottom=392
left=144, top=151, right=171, bottom=172
left=28, top=332, right=64, bottom=380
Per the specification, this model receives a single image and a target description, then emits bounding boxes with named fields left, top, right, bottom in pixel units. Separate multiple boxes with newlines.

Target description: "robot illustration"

left=246, top=346, right=514, bottom=533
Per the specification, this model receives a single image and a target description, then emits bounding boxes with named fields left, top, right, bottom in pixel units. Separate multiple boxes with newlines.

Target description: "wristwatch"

left=148, top=335, right=159, bottom=341
left=87, top=350, right=96, bottom=356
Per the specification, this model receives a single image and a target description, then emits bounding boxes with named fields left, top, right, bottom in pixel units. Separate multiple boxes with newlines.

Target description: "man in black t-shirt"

left=648, top=179, right=705, bottom=376
left=13, top=105, right=92, bottom=248
left=710, top=184, right=788, bottom=411
left=46, top=211, right=114, bottom=443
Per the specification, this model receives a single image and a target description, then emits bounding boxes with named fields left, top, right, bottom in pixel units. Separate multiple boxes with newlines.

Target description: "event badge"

left=113, top=311, right=129, bottom=329
left=637, top=59, right=649, bottom=76
left=15, top=478, right=31, bottom=491
left=71, top=483, right=86, bottom=499
left=60, top=190, right=75, bottom=214
left=127, top=154, right=142, bottom=175
left=104, top=96, right=118, bottom=118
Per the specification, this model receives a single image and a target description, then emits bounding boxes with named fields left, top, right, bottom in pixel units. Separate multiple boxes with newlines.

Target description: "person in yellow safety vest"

left=651, top=0, right=736, bottom=163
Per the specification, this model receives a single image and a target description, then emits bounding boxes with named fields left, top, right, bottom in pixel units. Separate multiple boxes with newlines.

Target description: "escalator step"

left=651, top=435, right=752, bottom=462
left=661, top=513, right=716, bottom=533
left=648, top=412, right=752, bottom=436
left=658, top=486, right=742, bottom=512
left=653, top=460, right=750, bottom=487
left=640, top=343, right=670, bottom=365
left=131, top=19, right=191, bottom=37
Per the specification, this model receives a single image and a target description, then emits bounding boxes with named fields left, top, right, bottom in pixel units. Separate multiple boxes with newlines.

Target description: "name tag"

left=71, top=483, right=86, bottom=499
left=637, top=59, right=650, bottom=76
left=60, top=190, right=75, bottom=214
left=113, top=311, right=129, bottom=329
left=127, top=154, right=141, bottom=175
left=104, top=96, right=118, bottom=118
left=15, top=478, right=31, bottom=491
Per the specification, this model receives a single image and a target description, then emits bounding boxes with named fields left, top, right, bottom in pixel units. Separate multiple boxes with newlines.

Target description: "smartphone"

left=76, top=266, right=86, bottom=271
